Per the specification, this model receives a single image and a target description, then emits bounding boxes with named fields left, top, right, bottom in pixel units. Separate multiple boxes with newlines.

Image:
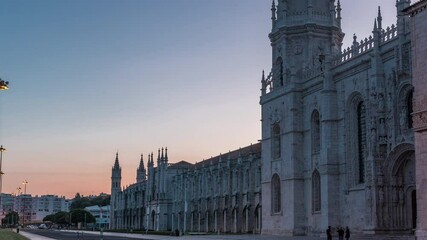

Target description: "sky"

left=0, top=0, right=398, bottom=198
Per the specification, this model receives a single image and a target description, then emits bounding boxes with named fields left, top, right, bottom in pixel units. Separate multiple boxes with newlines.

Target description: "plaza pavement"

left=19, top=229, right=323, bottom=240
left=18, top=229, right=416, bottom=240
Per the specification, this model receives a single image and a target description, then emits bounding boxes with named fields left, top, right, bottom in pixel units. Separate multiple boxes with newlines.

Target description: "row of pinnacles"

left=111, top=144, right=262, bottom=233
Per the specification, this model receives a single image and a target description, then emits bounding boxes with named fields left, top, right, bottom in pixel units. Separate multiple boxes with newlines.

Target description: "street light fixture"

left=0, top=79, right=9, bottom=90
left=0, top=146, right=5, bottom=194
left=22, top=180, right=28, bottom=195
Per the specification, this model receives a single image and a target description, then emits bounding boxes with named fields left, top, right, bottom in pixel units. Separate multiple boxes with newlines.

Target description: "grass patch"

left=0, top=229, right=29, bottom=240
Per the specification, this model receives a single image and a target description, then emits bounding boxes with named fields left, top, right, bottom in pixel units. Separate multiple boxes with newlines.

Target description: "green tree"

left=70, top=193, right=110, bottom=211
left=53, top=211, right=69, bottom=224
left=70, top=209, right=95, bottom=225
left=43, top=214, right=55, bottom=222
left=1, top=211, right=19, bottom=226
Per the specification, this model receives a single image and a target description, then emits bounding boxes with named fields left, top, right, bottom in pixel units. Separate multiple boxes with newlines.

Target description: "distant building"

left=16, top=194, right=32, bottom=224
left=31, top=195, right=71, bottom=222
left=0, top=193, right=15, bottom=220
left=84, top=205, right=110, bottom=229
left=110, top=144, right=261, bottom=233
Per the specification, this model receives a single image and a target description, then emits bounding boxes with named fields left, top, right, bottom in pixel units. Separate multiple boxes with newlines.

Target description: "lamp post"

left=0, top=146, right=5, bottom=220
left=22, top=180, right=28, bottom=194
left=0, top=79, right=8, bottom=90
left=16, top=187, right=22, bottom=226
left=0, top=146, right=5, bottom=194
left=0, top=78, right=9, bottom=221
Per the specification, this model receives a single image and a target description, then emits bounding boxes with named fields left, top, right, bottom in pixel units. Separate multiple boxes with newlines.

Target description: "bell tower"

left=261, top=0, right=343, bottom=236
left=266, top=0, right=344, bottom=91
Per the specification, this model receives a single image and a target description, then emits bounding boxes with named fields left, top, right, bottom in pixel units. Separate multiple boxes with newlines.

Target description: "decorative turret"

left=111, top=152, right=122, bottom=194
left=336, top=0, right=342, bottom=27
left=396, top=0, right=411, bottom=35
left=271, top=0, right=277, bottom=29
left=110, top=151, right=122, bottom=229
left=266, top=0, right=344, bottom=93
left=164, top=147, right=168, bottom=164
left=148, top=152, right=154, bottom=168
left=136, top=154, right=146, bottom=183
left=273, top=0, right=341, bottom=28
left=377, top=6, right=383, bottom=31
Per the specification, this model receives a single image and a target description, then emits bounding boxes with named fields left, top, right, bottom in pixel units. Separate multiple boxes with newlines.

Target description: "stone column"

left=404, top=1, right=427, bottom=239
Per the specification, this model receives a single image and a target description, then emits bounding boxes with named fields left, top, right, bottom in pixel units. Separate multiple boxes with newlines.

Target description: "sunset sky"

left=0, top=0, right=398, bottom=198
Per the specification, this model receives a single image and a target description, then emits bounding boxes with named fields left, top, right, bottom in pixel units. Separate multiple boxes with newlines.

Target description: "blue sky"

left=0, top=0, right=398, bottom=197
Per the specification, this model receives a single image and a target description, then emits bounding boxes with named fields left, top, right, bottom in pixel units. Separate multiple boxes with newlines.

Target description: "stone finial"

left=271, top=0, right=277, bottom=28
left=377, top=6, right=382, bottom=30
left=373, top=18, right=378, bottom=32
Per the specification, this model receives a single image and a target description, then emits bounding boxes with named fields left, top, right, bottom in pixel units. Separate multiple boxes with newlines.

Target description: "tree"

left=43, top=214, right=55, bottom=222
left=1, top=211, right=19, bottom=226
left=53, top=211, right=69, bottom=224
left=70, top=209, right=95, bottom=225
left=70, top=193, right=110, bottom=211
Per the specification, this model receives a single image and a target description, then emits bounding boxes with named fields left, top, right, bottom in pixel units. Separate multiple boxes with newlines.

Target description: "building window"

left=271, top=174, right=281, bottom=213
left=272, top=123, right=281, bottom=159
left=357, top=102, right=366, bottom=184
left=312, top=110, right=321, bottom=154
left=312, top=170, right=321, bottom=212
left=276, top=57, right=284, bottom=87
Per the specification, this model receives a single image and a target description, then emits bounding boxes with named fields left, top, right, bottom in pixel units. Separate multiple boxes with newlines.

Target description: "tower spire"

left=137, top=154, right=146, bottom=182
left=337, top=0, right=342, bottom=27
left=113, top=152, right=120, bottom=169
left=271, top=0, right=276, bottom=28
left=139, top=154, right=145, bottom=170
left=377, top=6, right=383, bottom=30
left=165, top=147, right=168, bottom=161
left=373, top=18, right=378, bottom=32
left=161, top=147, right=164, bottom=161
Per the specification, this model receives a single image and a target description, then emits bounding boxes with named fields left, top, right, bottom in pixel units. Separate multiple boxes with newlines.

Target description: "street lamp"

left=0, top=146, right=5, bottom=194
left=22, top=180, right=28, bottom=195
left=0, top=79, right=8, bottom=90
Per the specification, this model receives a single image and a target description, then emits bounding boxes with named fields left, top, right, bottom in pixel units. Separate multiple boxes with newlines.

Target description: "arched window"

left=272, top=123, right=281, bottom=159
left=276, top=57, right=284, bottom=87
left=312, top=170, right=321, bottom=212
left=407, top=90, right=413, bottom=129
left=312, top=110, right=321, bottom=153
left=357, top=102, right=366, bottom=184
left=271, top=174, right=281, bottom=213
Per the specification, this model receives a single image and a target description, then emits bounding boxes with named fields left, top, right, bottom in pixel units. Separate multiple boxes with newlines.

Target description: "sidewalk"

left=19, top=230, right=55, bottom=240
left=62, top=230, right=322, bottom=240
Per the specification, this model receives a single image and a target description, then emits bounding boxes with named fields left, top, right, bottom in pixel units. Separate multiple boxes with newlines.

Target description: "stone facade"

left=110, top=0, right=425, bottom=237
left=110, top=144, right=261, bottom=233
left=403, top=1, right=427, bottom=239
left=260, top=0, right=416, bottom=236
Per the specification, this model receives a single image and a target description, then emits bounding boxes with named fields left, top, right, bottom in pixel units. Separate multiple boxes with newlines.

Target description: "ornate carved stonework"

left=413, top=110, right=427, bottom=131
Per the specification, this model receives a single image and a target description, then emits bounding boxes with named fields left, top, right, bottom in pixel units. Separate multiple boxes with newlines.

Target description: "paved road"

left=22, top=229, right=156, bottom=240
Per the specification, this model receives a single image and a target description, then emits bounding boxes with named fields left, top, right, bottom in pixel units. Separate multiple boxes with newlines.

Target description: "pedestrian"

left=345, top=226, right=350, bottom=240
left=337, top=227, right=344, bottom=240
left=326, top=226, right=332, bottom=240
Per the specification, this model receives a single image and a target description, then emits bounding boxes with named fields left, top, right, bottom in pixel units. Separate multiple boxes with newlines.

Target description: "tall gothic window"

left=407, top=90, right=413, bottom=129
left=272, top=123, right=281, bottom=159
left=276, top=57, right=284, bottom=87
left=271, top=174, right=281, bottom=213
left=312, top=110, right=321, bottom=153
left=357, top=102, right=366, bottom=184
left=312, top=170, right=321, bottom=212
